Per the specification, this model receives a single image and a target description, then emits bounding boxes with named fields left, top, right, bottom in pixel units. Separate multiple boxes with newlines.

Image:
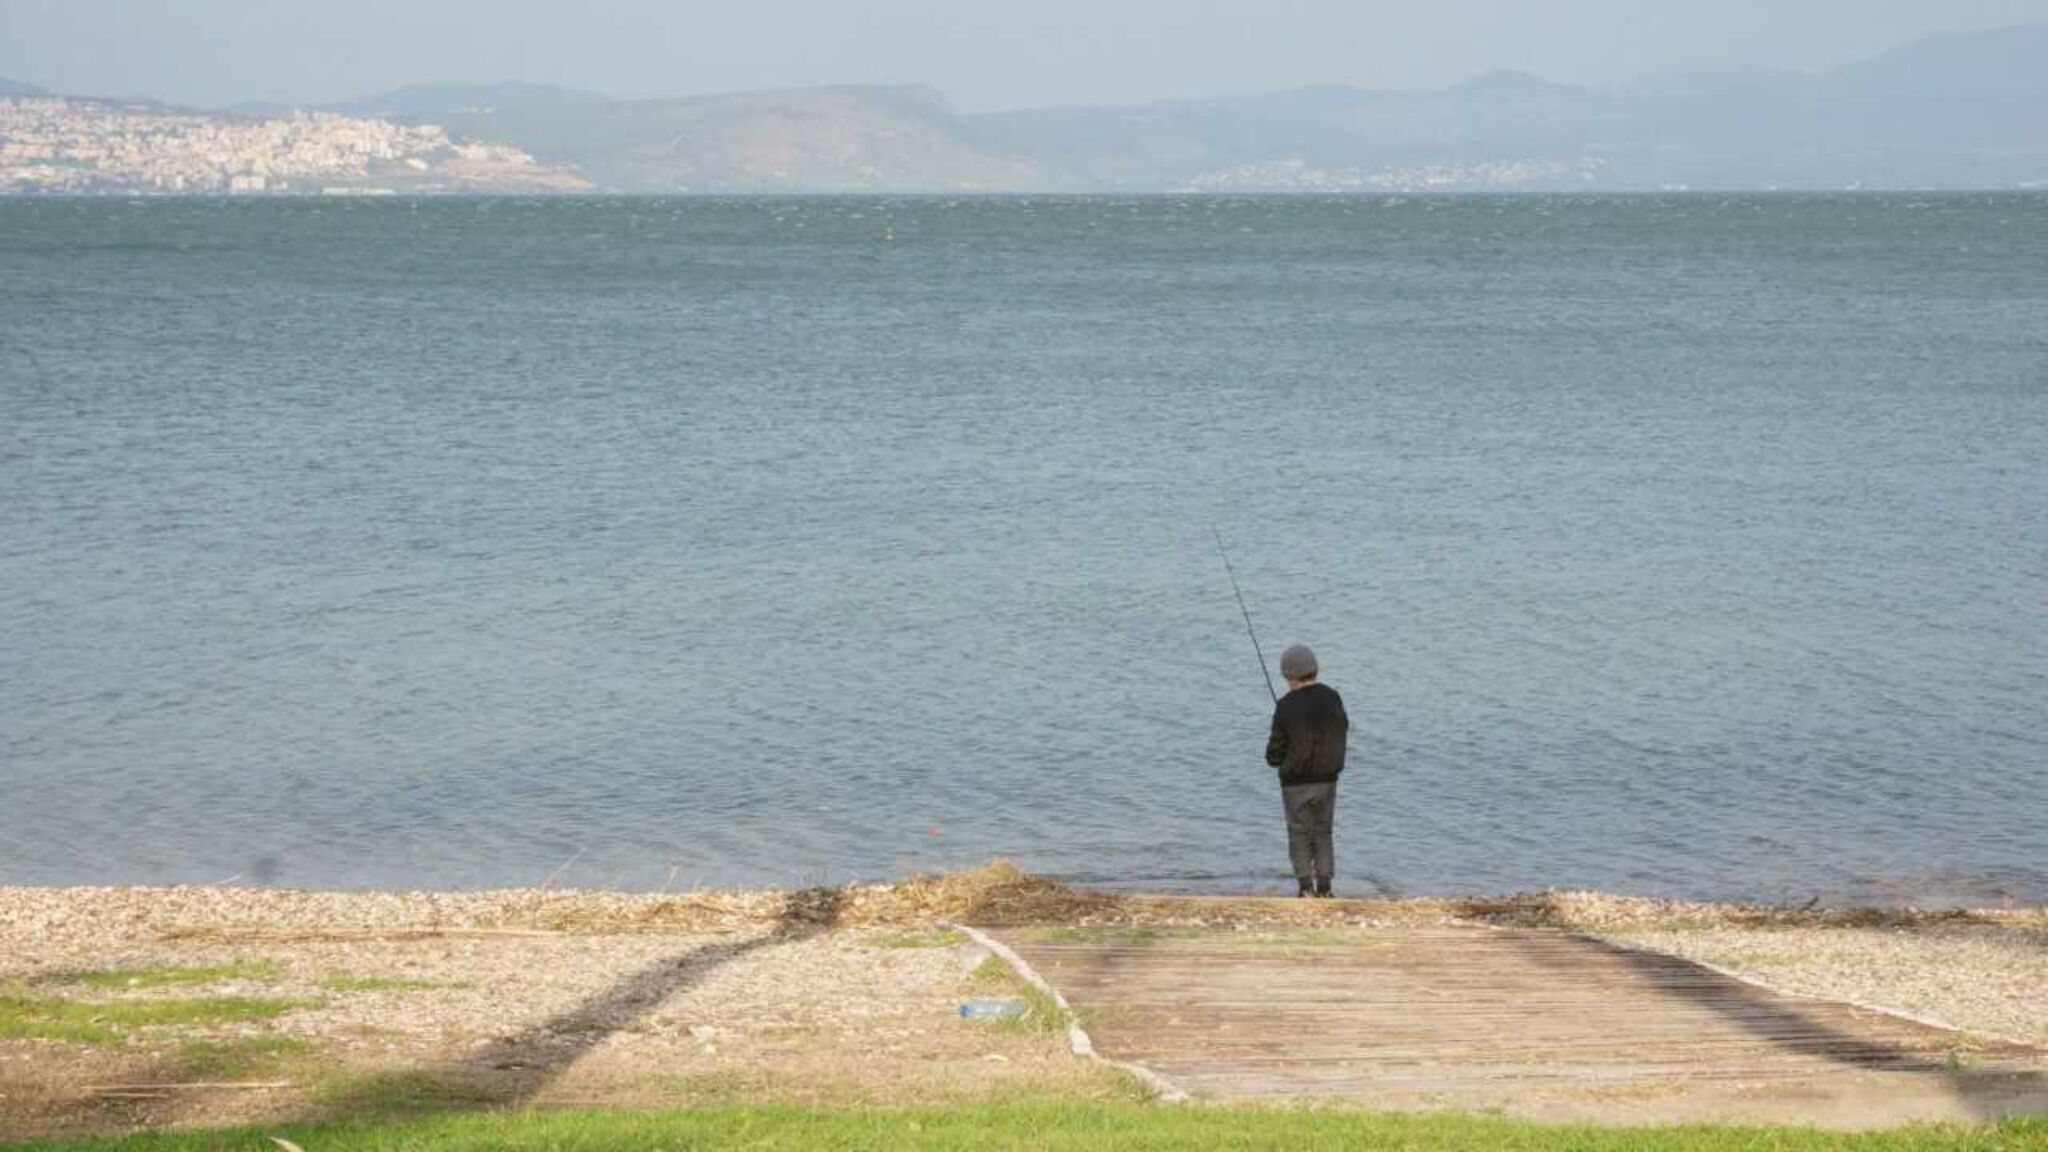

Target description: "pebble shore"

left=1, top=876, right=2041, bottom=1141
left=5, top=878, right=2040, bottom=1051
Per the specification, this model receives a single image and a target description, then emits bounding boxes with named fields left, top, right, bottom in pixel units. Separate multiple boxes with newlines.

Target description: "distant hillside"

left=437, top=84, right=1069, bottom=193
left=1834, top=23, right=2048, bottom=99
left=0, top=78, right=50, bottom=98
left=968, top=72, right=1629, bottom=190
left=295, top=30, right=2048, bottom=192
left=966, top=25, right=2048, bottom=190
left=9, top=24, right=2048, bottom=194
left=224, top=81, right=605, bottom=121
left=340, top=82, right=608, bottom=119
left=1611, top=24, right=2048, bottom=188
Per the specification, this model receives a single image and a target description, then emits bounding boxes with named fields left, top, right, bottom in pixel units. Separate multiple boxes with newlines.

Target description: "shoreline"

left=5, top=871, right=2043, bottom=932
left=10, top=869, right=2038, bottom=913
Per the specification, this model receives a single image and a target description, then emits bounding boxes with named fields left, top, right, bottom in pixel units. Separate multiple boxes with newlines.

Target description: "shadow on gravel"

left=1498, top=896, right=2048, bottom=1122
left=316, top=886, right=847, bottom=1118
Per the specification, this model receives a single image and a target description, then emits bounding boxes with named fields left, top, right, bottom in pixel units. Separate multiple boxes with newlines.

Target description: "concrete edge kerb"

left=942, top=921, right=1190, bottom=1103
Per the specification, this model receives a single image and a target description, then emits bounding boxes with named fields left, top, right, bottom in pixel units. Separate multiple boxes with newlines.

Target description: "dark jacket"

left=1265, top=682, right=1348, bottom=786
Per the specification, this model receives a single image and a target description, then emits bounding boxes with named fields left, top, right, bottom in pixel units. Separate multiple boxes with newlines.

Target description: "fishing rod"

left=1212, top=526, right=1278, bottom=703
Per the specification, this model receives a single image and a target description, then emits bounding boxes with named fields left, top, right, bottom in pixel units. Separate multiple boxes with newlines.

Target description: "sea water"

left=2, top=194, right=2043, bottom=904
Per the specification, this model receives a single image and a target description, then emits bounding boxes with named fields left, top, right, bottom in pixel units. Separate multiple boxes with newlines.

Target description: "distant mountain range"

left=958, top=25, right=2048, bottom=192
left=5, top=25, right=2046, bottom=192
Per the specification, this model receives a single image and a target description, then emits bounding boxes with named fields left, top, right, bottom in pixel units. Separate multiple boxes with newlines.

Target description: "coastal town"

left=1183, top=155, right=1615, bottom=192
left=0, top=97, right=588, bottom=195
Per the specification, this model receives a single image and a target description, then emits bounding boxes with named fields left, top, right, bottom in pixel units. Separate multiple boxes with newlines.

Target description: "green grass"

left=71, top=962, right=283, bottom=990
left=7, top=1105, right=2043, bottom=1151
left=311, top=1071, right=498, bottom=1117
left=968, top=958, right=1066, bottom=1036
left=0, top=989, right=310, bottom=1045
left=169, top=1035, right=312, bottom=1079
left=320, top=974, right=464, bottom=993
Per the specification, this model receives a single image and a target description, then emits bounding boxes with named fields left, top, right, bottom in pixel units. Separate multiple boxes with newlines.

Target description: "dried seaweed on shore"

left=2, top=863, right=2040, bottom=948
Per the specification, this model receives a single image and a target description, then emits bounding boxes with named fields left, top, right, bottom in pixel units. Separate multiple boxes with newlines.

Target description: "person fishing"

left=1264, top=644, right=1348, bottom=898
left=1211, top=531, right=1348, bottom=897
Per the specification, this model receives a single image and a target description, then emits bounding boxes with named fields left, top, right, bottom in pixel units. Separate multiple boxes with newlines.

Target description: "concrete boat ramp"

left=983, top=919, right=2048, bottom=1128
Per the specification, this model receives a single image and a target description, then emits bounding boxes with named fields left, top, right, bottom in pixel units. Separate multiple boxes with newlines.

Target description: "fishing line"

left=1212, top=526, right=1277, bottom=703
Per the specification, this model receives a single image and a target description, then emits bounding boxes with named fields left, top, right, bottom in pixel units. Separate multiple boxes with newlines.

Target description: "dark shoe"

left=1296, top=879, right=1314, bottom=898
left=1314, top=878, right=1333, bottom=898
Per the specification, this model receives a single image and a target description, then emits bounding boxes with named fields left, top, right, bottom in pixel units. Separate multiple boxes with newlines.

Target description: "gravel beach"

left=2, top=870, right=2040, bottom=1141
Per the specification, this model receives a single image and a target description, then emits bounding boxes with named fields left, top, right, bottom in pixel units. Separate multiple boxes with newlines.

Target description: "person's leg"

left=1280, top=785, right=1316, bottom=895
left=1312, top=781, right=1337, bottom=896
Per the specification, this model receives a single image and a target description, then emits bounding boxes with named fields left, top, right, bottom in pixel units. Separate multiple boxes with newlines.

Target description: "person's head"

left=1280, top=644, right=1319, bottom=690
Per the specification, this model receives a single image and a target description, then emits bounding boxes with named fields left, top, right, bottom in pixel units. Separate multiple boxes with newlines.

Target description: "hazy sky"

left=4, top=0, right=2047, bottom=110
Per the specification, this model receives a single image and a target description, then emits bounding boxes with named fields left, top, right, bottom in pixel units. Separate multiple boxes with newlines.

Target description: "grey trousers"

left=1281, top=781, right=1338, bottom=881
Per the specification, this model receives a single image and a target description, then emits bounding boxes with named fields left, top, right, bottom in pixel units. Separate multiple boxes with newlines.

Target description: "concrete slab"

left=994, top=922, right=2048, bottom=1127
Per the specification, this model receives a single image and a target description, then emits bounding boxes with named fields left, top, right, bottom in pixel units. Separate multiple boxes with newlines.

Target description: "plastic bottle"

left=958, top=998, right=1029, bottom=1021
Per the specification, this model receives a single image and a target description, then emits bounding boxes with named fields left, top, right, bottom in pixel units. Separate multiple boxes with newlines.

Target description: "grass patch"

left=628, top=1067, right=1149, bottom=1111
left=170, top=1034, right=311, bottom=1079
left=0, top=989, right=309, bottom=1045
left=312, top=1070, right=497, bottom=1117
left=70, top=961, right=283, bottom=990
left=643, top=1069, right=821, bottom=1108
left=866, top=929, right=968, bottom=949
left=968, top=957, right=1066, bottom=1036
left=8, top=1105, right=2043, bottom=1151
left=320, top=973, right=463, bottom=993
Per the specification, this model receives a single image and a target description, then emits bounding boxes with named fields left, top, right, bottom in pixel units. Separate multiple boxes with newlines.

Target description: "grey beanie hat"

left=1279, top=644, right=1318, bottom=681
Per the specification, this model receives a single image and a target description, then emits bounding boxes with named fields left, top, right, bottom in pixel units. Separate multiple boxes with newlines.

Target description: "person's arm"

left=1265, top=711, right=1289, bottom=768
